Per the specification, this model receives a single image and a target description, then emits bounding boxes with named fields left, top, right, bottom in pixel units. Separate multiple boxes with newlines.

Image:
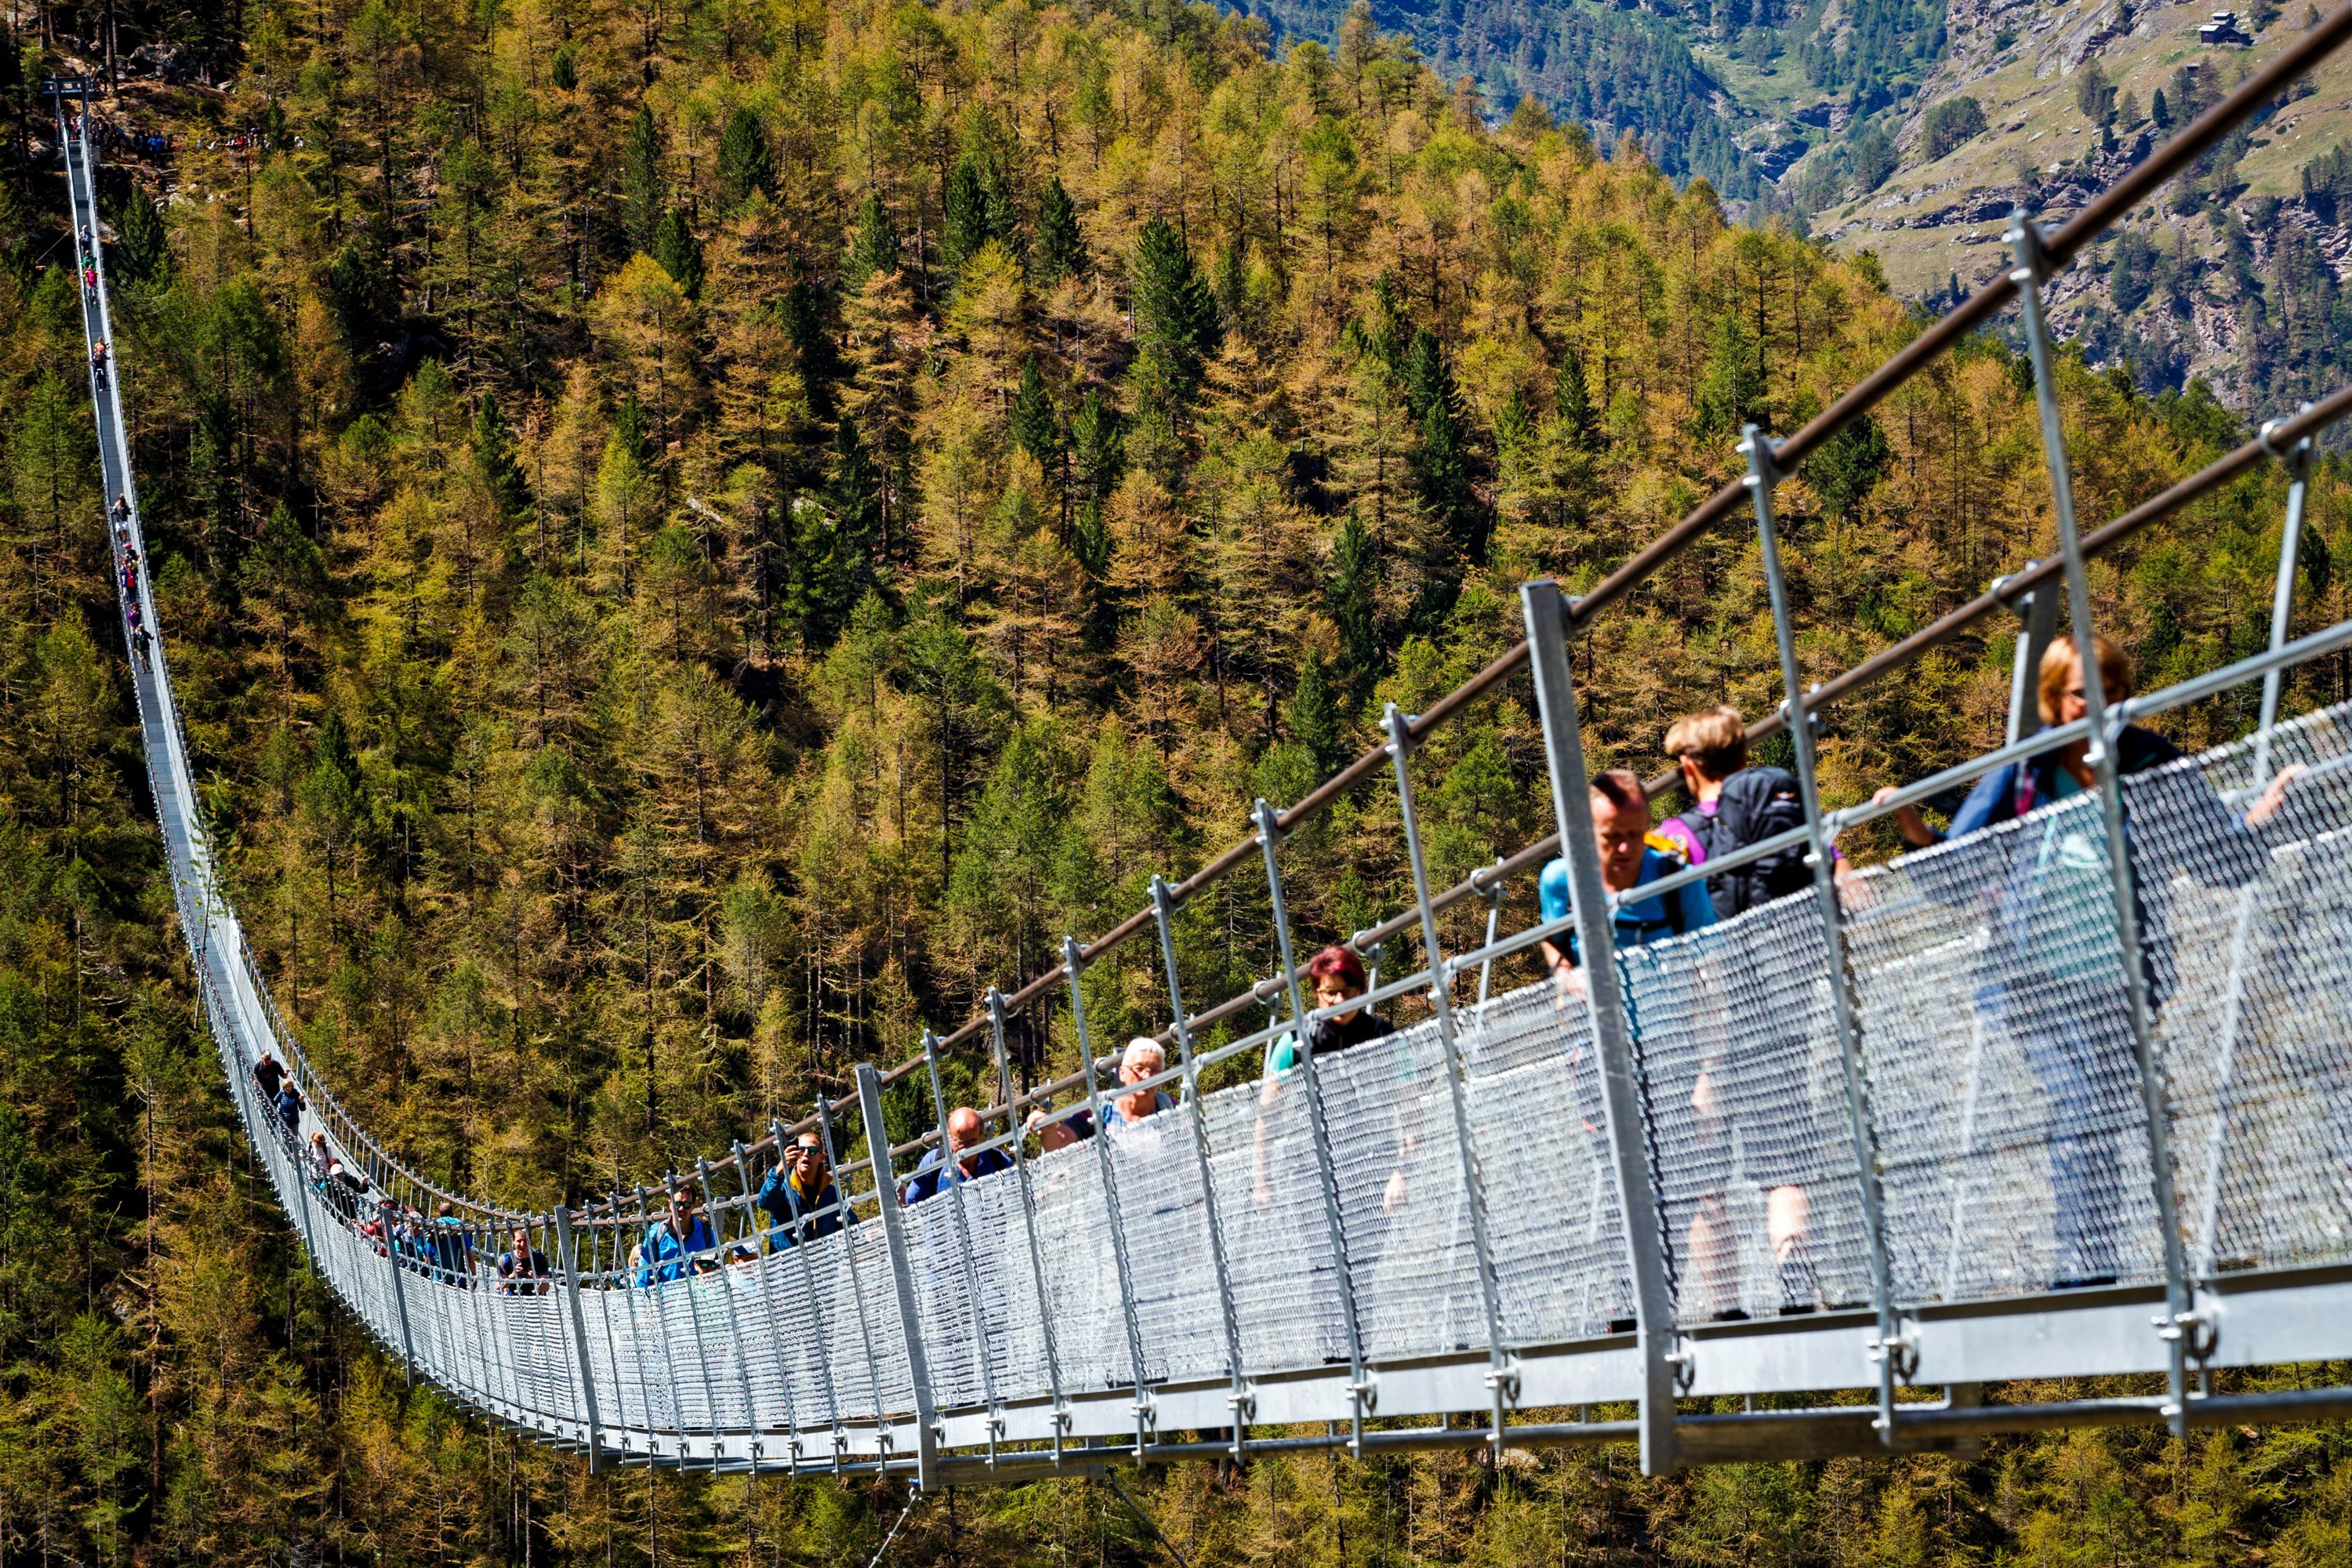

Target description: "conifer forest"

left=5, top=0, right=2352, bottom=1559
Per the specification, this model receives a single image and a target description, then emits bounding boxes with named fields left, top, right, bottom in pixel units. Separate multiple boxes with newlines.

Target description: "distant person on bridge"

left=132, top=626, right=151, bottom=670
left=253, top=1049, right=285, bottom=1104
left=432, top=1203, right=475, bottom=1287
left=1871, top=635, right=2303, bottom=1289
left=1254, top=944, right=1401, bottom=1211
left=639, top=1184, right=717, bottom=1284
left=757, top=1133, right=853, bottom=1249
left=1260, top=945, right=1396, bottom=1081
left=904, top=1106, right=1011, bottom=1204
left=499, top=1228, right=553, bottom=1295
left=1657, top=706, right=1856, bottom=911
left=274, top=1081, right=303, bottom=1138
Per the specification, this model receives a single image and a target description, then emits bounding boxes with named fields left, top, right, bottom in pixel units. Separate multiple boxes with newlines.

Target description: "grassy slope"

left=1813, top=0, right=2352, bottom=299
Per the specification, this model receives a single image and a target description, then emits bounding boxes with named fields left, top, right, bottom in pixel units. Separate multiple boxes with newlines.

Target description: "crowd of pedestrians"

left=221, top=638, right=2310, bottom=1337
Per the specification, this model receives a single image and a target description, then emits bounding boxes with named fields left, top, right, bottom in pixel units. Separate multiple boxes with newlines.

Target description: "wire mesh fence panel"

left=761, top=1247, right=839, bottom=1431
left=720, top=1258, right=791, bottom=1435
left=503, top=1293, right=575, bottom=1425
left=1200, top=1076, right=1350, bottom=1375
left=1025, top=1138, right=1129, bottom=1392
left=850, top=1219, right=917, bottom=1417
left=1846, top=792, right=2164, bottom=1304
left=1323, top=1018, right=1489, bottom=1361
left=2129, top=702, right=2352, bottom=1277
left=677, top=1274, right=751, bottom=1432
left=901, top=1184, right=986, bottom=1411
left=964, top=1174, right=1048, bottom=1407
left=1105, top=1112, right=1221, bottom=1386
left=1619, top=898, right=1877, bottom=1326
left=1457, top=979, right=1635, bottom=1343
left=800, top=1229, right=876, bottom=1419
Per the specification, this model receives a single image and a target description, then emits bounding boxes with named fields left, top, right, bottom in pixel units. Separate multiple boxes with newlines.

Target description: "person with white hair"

left=1107, top=1037, right=1174, bottom=1127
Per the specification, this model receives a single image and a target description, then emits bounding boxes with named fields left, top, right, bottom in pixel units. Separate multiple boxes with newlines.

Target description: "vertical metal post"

left=599, top=1197, right=656, bottom=1460
left=856, top=1064, right=939, bottom=1490
left=555, top=1205, right=607, bottom=1471
left=2255, top=412, right=2315, bottom=779
left=379, top=1193, right=418, bottom=1388
left=1519, top=579, right=1680, bottom=1475
left=1149, top=875, right=1253, bottom=1459
left=1475, top=859, right=1507, bottom=1010
left=814, top=1093, right=893, bottom=1455
left=1740, top=426, right=1903, bottom=1443
left=659, top=1172, right=724, bottom=1471
left=2194, top=413, right=2314, bottom=1285
left=735, top=1144, right=803, bottom=1465
left=987, top=990, right=1069, bottom=1461
left=2006, top=579, right=2062, bottom=746
left=770, top=1117, right=848, bottom=1466
left=1381, top=703, right=1514, bottom=1459
left=920, top=1029, right=1001, bottom=1465
left=1255, top=798, right=1372, bottom=1455
left=1065, top=935, right=1154, bottom=1455
left=621, top=1186, right=677, bottom=1463
left=2009, top=210, right=2194, bottom=1435
left=698, top=1156, right=761, bottom=1474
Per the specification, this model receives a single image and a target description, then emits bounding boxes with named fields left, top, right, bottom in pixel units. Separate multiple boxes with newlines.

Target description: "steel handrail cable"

left=56, top=109, right=521, bottom=1239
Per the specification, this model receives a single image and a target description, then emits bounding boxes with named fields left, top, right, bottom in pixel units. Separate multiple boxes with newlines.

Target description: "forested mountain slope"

left=3, top=0, right=2352, bottom=1558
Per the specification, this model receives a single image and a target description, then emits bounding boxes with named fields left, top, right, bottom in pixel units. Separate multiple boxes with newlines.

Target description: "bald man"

left=904, top=1105, right=1014, bottom=1204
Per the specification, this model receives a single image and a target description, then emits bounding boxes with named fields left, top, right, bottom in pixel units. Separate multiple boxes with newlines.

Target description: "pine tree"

left=651, top=206, right=704, bottom=298
left=717, top=107, right=775, bottom=209
left=1494, top=387, right=1534, bottom=456
left=829, top=416, right=883, bottom=603
left=1405, top=330, right=1483, bottom=564
left=1070, top=388, right=1124, bottom=535
left=1287, top=650, right=1344, bottom=773
left=1329, top=506, right=1380, bottom=689
left=1035, top=176, right=1083, bottom=281
left=1011, top=360, right=1060, bottom=470
left=1555, top=347, right=1597, bottom=449
left=114, top=187, right=173, bottom=289
left=847, top=191, right=900, bottom=286
left=623, top=106, right=663, bottom=253
left=943, top=151, right=992, bottom=272
left=1696, top=311, right=1768, bottom=436
left=473, top=393, right=528, bottom=518
left=1130, top=216, right=1221, bottom=412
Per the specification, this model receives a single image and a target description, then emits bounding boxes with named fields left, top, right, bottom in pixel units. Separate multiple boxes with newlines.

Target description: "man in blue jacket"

left=904, top=1106, right=1011, bottom=1204
left=639, top=1184, right=717, bottom=1286
left=756, top=1133, right=855, bottom=1249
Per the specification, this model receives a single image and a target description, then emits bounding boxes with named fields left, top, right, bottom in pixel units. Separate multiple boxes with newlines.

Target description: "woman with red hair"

left=1261, top=945, right=1395, bottom=1077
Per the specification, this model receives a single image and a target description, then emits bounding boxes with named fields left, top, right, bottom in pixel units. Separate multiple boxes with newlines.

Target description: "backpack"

left=1669, top=765, right=1813, bottom=919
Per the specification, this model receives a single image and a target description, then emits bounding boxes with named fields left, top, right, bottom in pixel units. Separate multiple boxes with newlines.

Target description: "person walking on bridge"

left=639, top=1183, right=717, bottom=1284
left=756, top=1134, right=852, bottom=1250
left=905, top=1106, right=1011, bottom=1204
left=1874, top=636, right=2302, bottom=1290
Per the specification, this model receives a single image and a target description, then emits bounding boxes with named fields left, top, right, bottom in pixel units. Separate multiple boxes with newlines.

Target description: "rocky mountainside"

left=1261, top=0, right=2352, bottom=413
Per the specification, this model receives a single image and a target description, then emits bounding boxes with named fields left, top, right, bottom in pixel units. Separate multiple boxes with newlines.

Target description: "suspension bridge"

left=53, top=13, right=2352, bottom=1488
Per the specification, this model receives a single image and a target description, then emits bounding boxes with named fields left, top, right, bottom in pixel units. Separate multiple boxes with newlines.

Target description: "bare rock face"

left=125, top=42, right=198, bottom=84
